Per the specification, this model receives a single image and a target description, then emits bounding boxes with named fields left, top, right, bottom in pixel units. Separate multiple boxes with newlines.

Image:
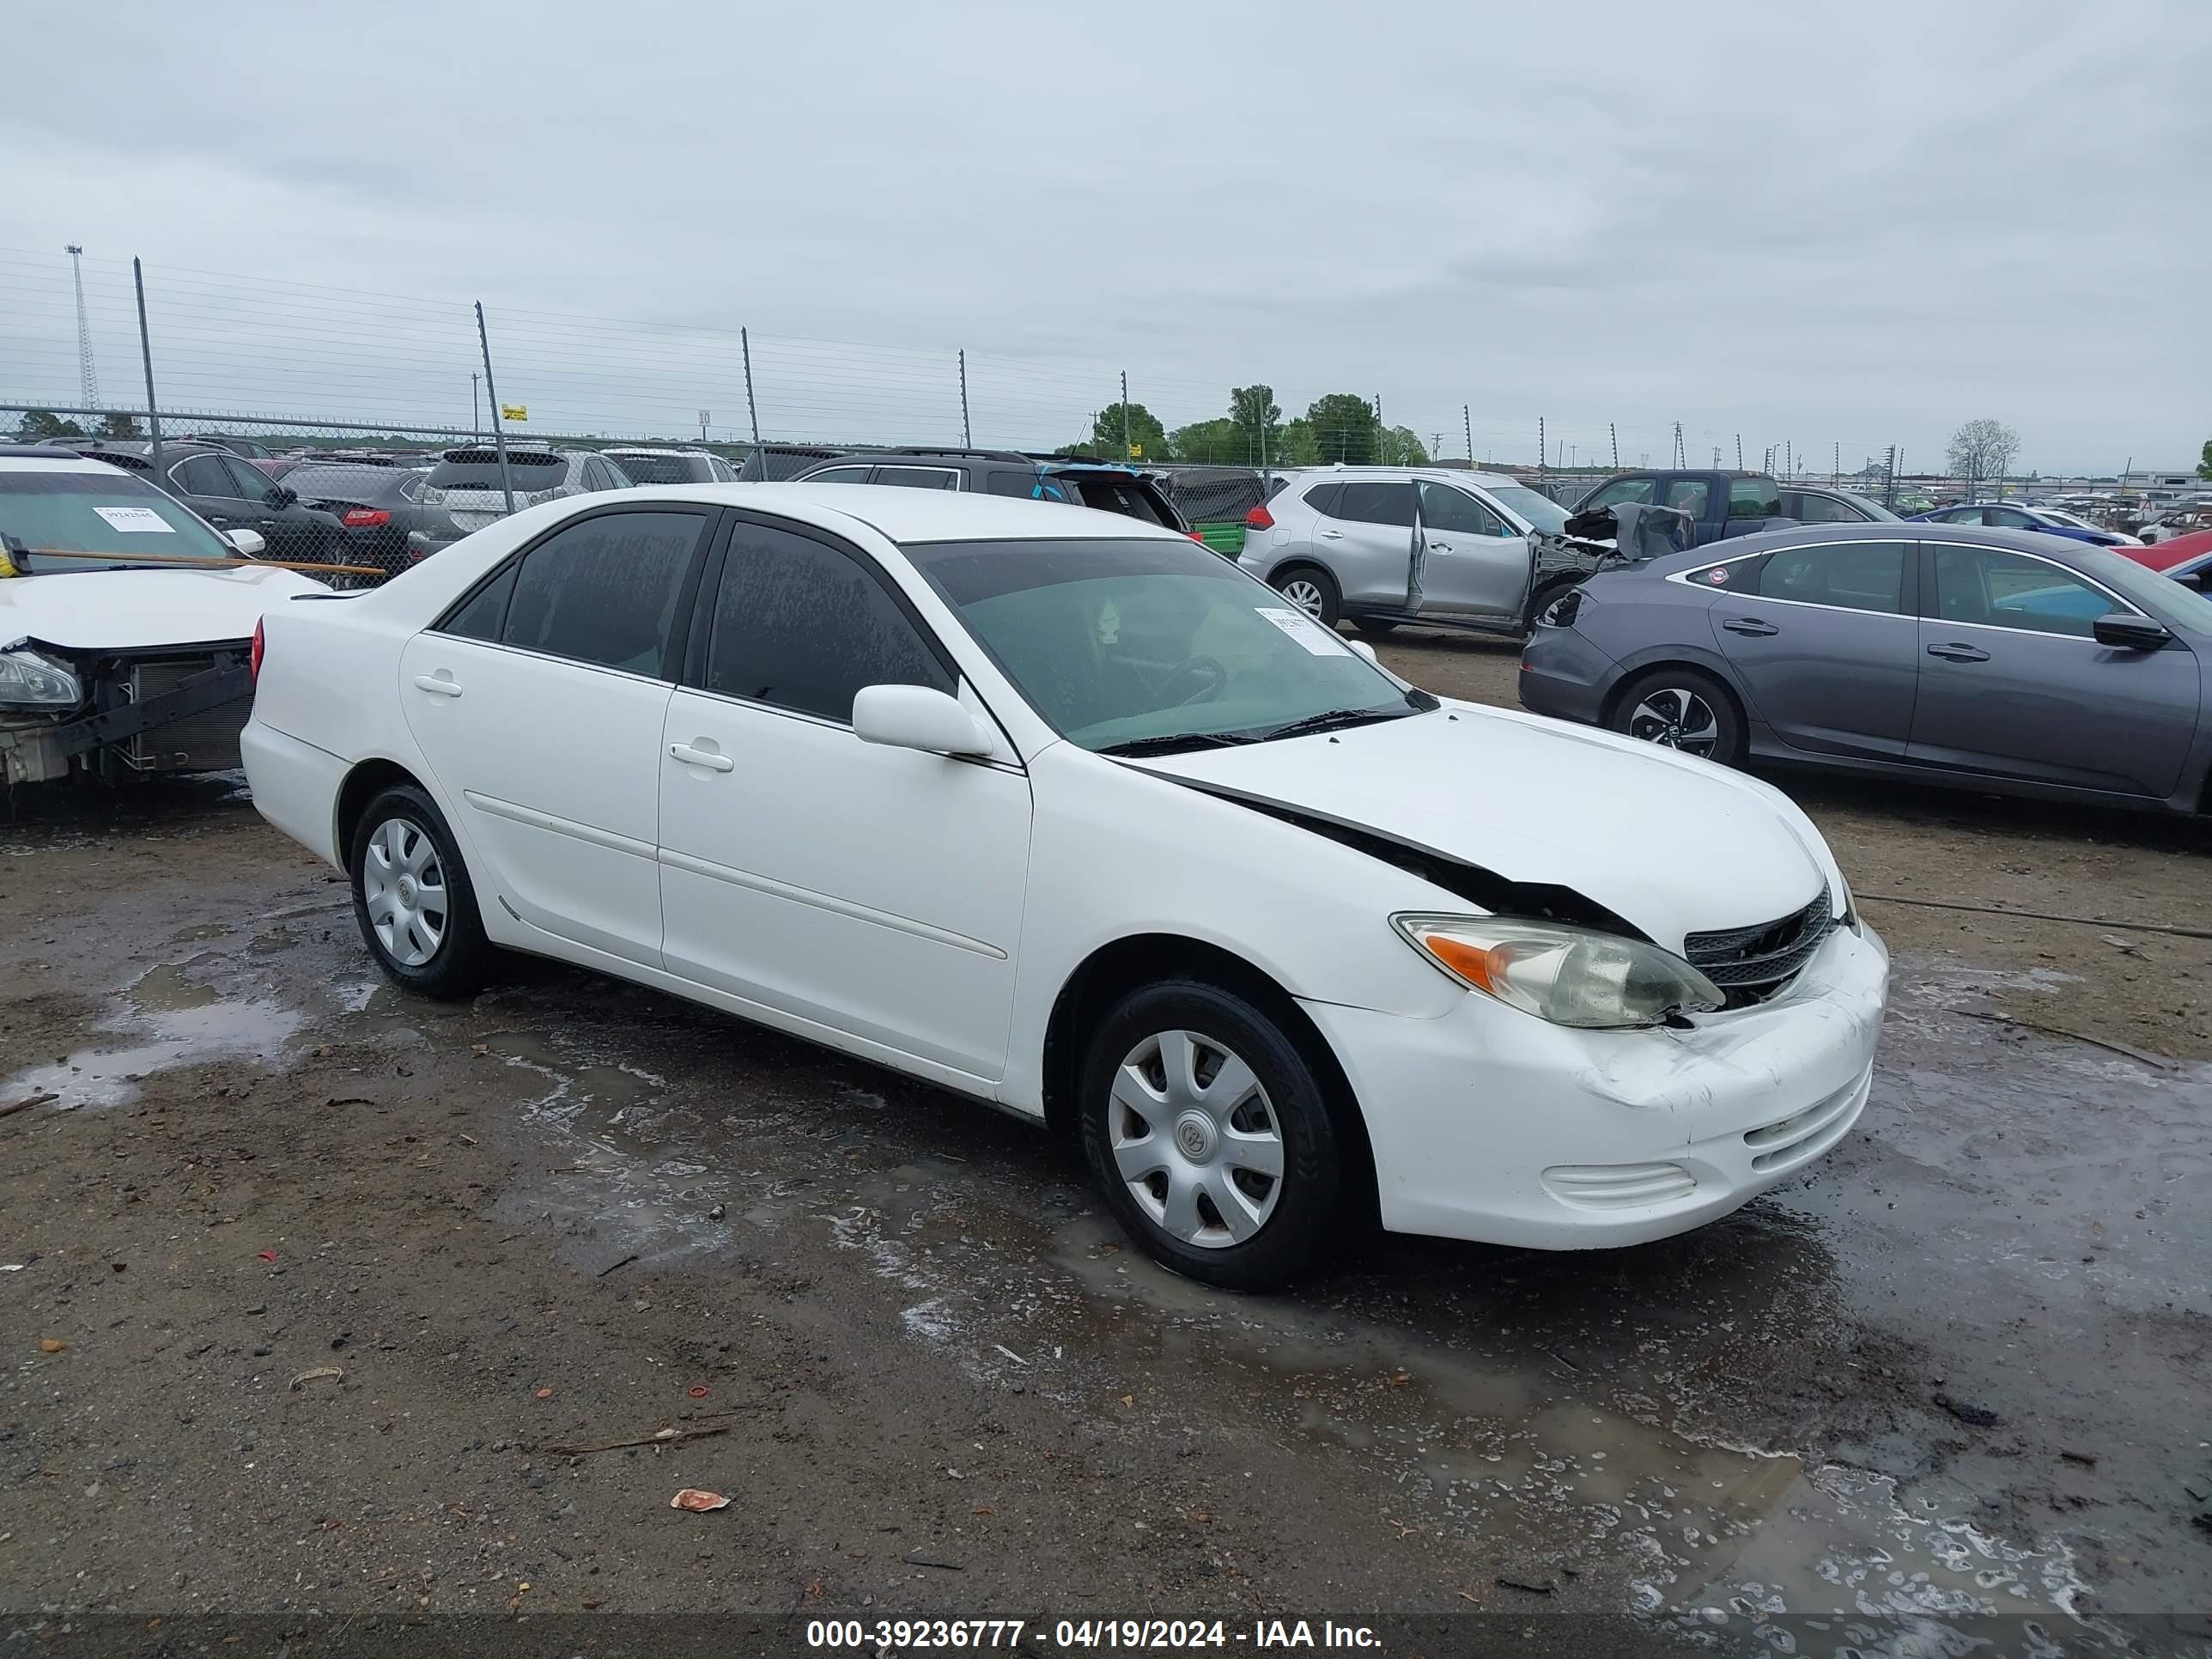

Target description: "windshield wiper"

left=1095, top=731, right=1259, bottom=757
left=1258, top=706, right=1417, bottom=743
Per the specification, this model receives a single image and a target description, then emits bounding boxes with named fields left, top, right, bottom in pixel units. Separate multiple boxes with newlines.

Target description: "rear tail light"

left=1188, top=532, right=1207, bottom=544
left=1245, top=505, right=1275, bottom=530
left=419, top=485, right=447, bottom=504
left=341, top=507, right=391, bottom=528
left=250, top=617, right=264, bottom=682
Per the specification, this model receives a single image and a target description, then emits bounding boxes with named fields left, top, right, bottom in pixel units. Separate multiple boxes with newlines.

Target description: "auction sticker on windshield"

left=93, top=507, right=175, bottom=533
left=1255, top=605, right=1350, bottom=655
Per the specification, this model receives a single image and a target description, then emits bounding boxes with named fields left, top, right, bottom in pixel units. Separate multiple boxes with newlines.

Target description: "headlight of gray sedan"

left=1393, top=914, right=1724, bottom=1029
left=0, top=648, right=82, bottom=708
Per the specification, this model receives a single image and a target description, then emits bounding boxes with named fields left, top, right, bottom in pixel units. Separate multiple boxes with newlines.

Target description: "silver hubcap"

left=1626, top=687, right=1720, bottom=757
left=1109, top=1030, right=1285, bottom=1250
left=362, top=816, right=447, bottom=968
left=1279, top=579, right=1325, bottom=619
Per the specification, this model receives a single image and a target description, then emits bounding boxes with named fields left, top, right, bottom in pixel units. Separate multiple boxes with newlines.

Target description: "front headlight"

left=1392, top=913, right=1723, bottom=1030
left=0, top=648, right=82, bottom=708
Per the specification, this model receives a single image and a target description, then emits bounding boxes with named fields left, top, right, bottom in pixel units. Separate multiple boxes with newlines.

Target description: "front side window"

left=799, top=466, right=871, bottom=486
left=1419, top=482, right=1506, bottom=538
left=225, top=458, right=274, bottom=499
left=1334, top=481, right=1415, bottom=527
left=1931, top=546, right=2117, bottom=639
left=1753, top=541, right=1908, bottom=614
left=702, top=520, right=951, bottom=721
left=905, top=538, right=1424, bottom=754
left=499, top=509, right=708, bottom=675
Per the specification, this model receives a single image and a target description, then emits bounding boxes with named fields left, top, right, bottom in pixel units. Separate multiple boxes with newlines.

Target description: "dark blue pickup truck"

left=1568, top=470, right=1793, bottom=548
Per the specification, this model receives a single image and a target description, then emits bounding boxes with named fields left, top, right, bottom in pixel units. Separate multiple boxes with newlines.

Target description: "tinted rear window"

left=428, top=453, right=565, bottom=488
left=282, top=465, right=410, bottom=501
left=1062, top=476, right=1170, bottom=524
left=1729, top=477, right=1783, bottom=519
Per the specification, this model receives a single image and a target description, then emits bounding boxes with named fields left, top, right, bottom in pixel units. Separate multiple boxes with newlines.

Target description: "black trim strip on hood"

left=1125, top=765, right=1652, bottom=943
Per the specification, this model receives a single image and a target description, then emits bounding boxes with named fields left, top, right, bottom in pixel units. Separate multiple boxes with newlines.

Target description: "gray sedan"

left=1517, top=522, right=2212, bottom=814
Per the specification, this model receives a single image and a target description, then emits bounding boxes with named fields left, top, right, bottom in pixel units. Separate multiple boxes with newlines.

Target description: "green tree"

left=2197, top=438, right=2210, bottom=481
left=14, top=410, right=84, bottom=440
left=1085, top=400, right=1167, bottom=462
left=1278, top=417, right=1322, bottom=466
left=1304, top=393, right=1378, bottom=464
left=1228, top=384, right=1283, bottom=456
left=1169, top=417, right=1243, bottom=464
left=1376, top=425, right=1429, bottom=465
left=97, top=411, right=143, bottom=440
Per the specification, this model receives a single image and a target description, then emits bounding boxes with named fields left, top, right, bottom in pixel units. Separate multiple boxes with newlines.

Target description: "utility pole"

left=1833, top=441, right=1840, bottom=484
left=1538, top=416, right=1547, bottom=483
left=1735, top=434, right=1744, bottom=471
left=473, top=301, right=514, bottom=514
left=131, top=258, right=161, bottom=477
left=1673, top=422, right=1685, bottom=468
left=1609, top=422, right=1619, bottom=469
left=471, top=372, right=480, bottom=441
left=66, top=245, right=99, bottom=409
left=741, top=327, right=762, bottom=462
left=1431, top=432, right=1443, bottom=461
left=1463, top=404, right=1473, bottom=465
left=1119, top=371, right=1132, bottom=461
left=958, top=349, right=972, bottom=448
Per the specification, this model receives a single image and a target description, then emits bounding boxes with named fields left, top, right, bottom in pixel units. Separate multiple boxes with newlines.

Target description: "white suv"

left=1238, top=467, right=1576, bottom=637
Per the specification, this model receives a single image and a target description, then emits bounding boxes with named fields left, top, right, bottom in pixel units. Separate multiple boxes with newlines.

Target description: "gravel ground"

left=3, top=644, right=2209, bottom=1656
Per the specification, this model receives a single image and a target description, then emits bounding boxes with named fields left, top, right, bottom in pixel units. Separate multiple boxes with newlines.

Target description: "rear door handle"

left=1720, top=617, right=1779, bottom=636
left=411, top=673, right=463, bottom=698
left=1926, top=642, right=1990, bottom=662
left=1317, top=530, right=1345, bottom=540
left=669, top=742, right=735, bottom=773
left=1427, top=539, right=1454, bottom=551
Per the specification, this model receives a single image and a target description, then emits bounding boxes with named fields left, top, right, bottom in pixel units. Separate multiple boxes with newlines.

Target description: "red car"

left=2116, top=528, right=2212, bottom=572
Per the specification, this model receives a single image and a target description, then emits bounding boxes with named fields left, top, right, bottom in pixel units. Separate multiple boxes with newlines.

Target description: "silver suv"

left=1237, top=467, right=1575, bottom=637
left=419, top=447, right=635, bottom=538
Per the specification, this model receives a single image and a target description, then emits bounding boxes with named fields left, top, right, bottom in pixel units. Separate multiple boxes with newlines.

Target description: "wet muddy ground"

left=3, top=643, right=2209, bottom=1654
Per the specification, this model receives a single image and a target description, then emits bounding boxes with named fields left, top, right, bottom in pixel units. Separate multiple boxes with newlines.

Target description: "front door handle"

left=1427, top=539, right=1454, bottom=551
left=1720, top=617, right=1779, bottom=636
left=669, top=742, right=735, bottom=773
left=411, top=672, right=463, bottom=697
left=1926, top=642, right=1990, bottom=663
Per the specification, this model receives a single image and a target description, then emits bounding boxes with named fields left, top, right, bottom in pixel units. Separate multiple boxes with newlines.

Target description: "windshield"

left=904, top=537, right=1425, bottom=752
left=0, top=469, right=236, bottom=571
left=606, top=453, right=708, bottom=484
left=1480, top=483, right=1568, bottom=535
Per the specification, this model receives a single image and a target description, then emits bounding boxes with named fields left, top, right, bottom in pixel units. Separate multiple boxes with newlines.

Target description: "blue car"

left=1910, top=501, right=2136, bottom=548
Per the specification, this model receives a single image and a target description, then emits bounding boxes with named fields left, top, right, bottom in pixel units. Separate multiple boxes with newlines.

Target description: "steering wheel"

left=1156, top=655, right=1229, bottom=707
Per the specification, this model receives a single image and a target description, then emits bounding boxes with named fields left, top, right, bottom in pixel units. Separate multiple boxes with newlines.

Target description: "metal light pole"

left=958, top=350, right=972, bottom=448
left=471, top=372, right=480, bottom=441
left=473, top=302, right=515, bottom=515
left=132, top=258, right=163, bottom=478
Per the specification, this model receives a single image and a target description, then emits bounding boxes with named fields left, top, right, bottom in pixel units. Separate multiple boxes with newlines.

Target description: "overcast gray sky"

left=4, top=0, right=2207, bottom=474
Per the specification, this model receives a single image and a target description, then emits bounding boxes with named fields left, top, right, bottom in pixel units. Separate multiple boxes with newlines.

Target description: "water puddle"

left=3, top=962, right=301, bottom=1109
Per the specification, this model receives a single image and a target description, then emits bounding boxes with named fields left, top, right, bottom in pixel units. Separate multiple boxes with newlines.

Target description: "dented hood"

left=1127, top=705, right=1833, bottom=953
left=0, top=565, right=329, bottom=653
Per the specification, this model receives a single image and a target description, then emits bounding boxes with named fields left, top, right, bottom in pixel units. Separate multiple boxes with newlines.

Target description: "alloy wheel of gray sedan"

left=361, top=816, right=448, bottom=967
left=1108, top=1029, right=1285, bottom=1249
left=1624, top=685, right=1722, bottom=757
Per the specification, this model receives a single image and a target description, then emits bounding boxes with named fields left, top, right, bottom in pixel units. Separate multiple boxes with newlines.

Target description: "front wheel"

left=1079, top=980, right=1344, bottom=1291
left=1607, top=666, right=1743, bottom=765
left=1271, top=565, right=1340, bottom=628
left=349, top=784, right=497, bottom=999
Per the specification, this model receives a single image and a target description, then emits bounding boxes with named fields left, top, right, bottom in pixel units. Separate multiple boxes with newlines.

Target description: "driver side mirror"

left=2175, top=569, right=2205, bottom=590
left=853, top=684, right=992, bottom=757
left=1346, top=640, right=1379, bottom=665
left=224, top=528, right=267, bottom=557
left=265, top=485, right=297, bottom=508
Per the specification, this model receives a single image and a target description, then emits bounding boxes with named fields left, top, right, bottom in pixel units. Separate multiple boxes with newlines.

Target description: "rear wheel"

left=349, top=784, right=496, bottom=999
left=1607, top=666, right=1743, bottom=765
left=1272, top=565, right=1340, bottom=628
left=1079, top=980, right=1344, bottom=1291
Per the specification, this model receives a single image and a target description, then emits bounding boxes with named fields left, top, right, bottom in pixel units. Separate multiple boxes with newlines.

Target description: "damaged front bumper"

left=1, top=647, right=253, bottom=784
left=1304, top=920, right=1890, bottom=1249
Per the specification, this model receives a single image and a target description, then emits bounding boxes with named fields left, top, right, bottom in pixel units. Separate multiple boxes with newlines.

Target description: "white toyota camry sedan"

left=242, top=485, right=1888, bottom=1288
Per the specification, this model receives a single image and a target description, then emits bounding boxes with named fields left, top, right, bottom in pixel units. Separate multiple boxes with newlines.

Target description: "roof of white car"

left=613, top=483, right=1193, bottom=544
left=1285, top=465, right=1534, bottom=490
left=0, top=455, right=132, bottom=475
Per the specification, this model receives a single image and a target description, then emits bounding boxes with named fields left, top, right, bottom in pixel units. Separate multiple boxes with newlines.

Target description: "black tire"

left=1607, top=665, right=1744, bottom=766
left=1271, top=564, right=1340, bottom=628
left=1523, top=575, right=1580, bottom=635
left=1348, top=616, right=1399, bottom=637
left=1078, top=978, right=1345, bottom=1291
left=348, top=783, right=496, bottom=999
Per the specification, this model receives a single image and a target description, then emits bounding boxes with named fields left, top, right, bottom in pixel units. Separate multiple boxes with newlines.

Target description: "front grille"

left=125, top=659, right=250, bottom=773
left=1683, top=883, right=1833, bottom=1007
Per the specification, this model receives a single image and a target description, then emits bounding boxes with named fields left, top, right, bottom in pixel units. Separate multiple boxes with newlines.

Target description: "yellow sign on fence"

left=501, top=404, right=527, bottom=422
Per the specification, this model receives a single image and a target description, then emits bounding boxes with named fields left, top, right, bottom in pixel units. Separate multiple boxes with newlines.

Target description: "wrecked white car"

left=0, top=453, right=330, bottom=785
